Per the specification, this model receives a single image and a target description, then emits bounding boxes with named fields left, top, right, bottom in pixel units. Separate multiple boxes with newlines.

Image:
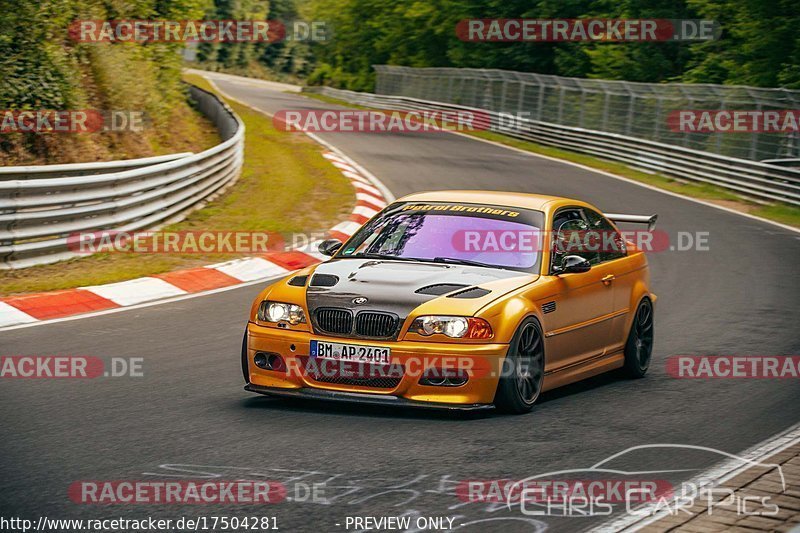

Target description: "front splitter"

left=245, top=384, right=494, bottom=411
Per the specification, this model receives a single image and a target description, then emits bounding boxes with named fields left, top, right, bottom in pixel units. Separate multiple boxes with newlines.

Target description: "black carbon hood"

left=305, top=258, right=525, bottom=335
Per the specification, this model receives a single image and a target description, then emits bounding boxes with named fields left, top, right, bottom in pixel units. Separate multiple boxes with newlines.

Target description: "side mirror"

left=553, top=255, right=591, bottom=275
left=318, top=239, right=343, bottom=257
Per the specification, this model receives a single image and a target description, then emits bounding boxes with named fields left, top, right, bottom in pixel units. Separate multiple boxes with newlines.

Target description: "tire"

left=241, top=328, right=250, bottom=384
left=494, top=318, right=545, bottom=414
left=623, top=298, right=654, bottom=378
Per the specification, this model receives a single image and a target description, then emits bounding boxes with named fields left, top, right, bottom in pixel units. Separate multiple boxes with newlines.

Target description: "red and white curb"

left=0, top=151, right=389, bottom=329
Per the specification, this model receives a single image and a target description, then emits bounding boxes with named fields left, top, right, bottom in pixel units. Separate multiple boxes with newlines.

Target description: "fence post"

left=653, top=96, right=662, bottom=141
left=750, top=102, right=761, bottom=160
left=537, top=83, right=545, bottom=122
left=714, top=92, right=724, bottom=155
left=447, top=76, right=454, bottom=102
left=624, top=83, right=635, bottom=136
left=517, top=82, right=526, bottom=118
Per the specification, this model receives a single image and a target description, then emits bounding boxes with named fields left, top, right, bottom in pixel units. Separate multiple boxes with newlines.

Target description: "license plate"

left=310, top=340, right=392, bottom=365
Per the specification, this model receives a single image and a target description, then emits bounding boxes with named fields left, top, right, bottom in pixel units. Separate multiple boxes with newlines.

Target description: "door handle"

left=601, top=274, right=615, bottom=285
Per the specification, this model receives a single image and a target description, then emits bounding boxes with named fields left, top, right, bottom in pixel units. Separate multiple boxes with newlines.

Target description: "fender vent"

left=415, top=283, right=469, bottom=296
left=288, top=275, right=308, bottom=287
left=542, top=301, right=556, bottom=314
left=310, top=274, right=339, bottom=287
left=448, top=287, right=491, bottom=299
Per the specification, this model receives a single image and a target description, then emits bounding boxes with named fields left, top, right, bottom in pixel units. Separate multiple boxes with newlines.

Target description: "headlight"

left=409, top=316, right=493, bottom=339
left=258, top=301, right=306, bottom=325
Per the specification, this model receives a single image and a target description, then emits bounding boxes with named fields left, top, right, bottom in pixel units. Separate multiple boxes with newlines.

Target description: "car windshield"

left=338, top=202, right=544, bottom=272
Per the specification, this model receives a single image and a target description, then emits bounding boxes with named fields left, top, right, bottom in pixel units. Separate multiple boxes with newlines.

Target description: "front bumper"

left=245, top=322, right=509, bottom=406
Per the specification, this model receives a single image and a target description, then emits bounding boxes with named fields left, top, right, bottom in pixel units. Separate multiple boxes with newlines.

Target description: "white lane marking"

left=83, top=277, right=187, bottom=306
left=208, top=257, right=288, bottom=282
left=0, top=275, right=286, bottom=332
left=589, top=421, right=800, bottom=532
left=0, top=302, right=37, bottom=327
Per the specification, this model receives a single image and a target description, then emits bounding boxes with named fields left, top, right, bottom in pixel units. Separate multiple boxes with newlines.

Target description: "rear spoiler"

left=606, top=213, right=658, bottom=231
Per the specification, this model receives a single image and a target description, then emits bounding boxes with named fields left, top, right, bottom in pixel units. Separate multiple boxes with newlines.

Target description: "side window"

left=551, top=208, right=591, bottom=271
left=582, top=208, right=626, bottom=263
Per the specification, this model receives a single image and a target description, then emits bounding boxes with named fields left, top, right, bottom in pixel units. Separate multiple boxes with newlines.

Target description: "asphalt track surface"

left=1, top=74, right=798, bottom=532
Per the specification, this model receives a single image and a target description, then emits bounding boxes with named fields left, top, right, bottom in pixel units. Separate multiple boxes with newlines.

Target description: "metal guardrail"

left=762, top=158, right=800, bottom=168
left=374, top=65, right=800, bottom=162
left=0, top=85, right=245, bottom=269
left=304, top=86, right=800, bottom=207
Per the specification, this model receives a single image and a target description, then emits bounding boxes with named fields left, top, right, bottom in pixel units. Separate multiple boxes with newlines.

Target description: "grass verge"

left=303, top=92, right=800, bottom=228
left=0, top=74, right=354, bottom=296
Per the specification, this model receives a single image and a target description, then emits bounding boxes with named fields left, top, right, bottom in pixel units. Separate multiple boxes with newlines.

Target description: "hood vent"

left=288, top=275, right=308, bottom=287
left=415, top=283, right=469, bottom=296
left=310, top=274, right=339, bottom=287
left=448, top=287, right=491, bottom=299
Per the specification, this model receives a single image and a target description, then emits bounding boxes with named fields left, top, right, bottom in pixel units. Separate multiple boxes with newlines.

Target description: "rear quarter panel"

left=607, top=243, right=653, bottom=354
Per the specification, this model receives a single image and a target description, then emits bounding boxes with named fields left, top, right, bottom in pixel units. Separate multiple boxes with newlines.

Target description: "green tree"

left=197, top=0, right=269, bottom=68
left=683, top=0, right=800, bottom=88
left=203, top=0, right=799, bottom=90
